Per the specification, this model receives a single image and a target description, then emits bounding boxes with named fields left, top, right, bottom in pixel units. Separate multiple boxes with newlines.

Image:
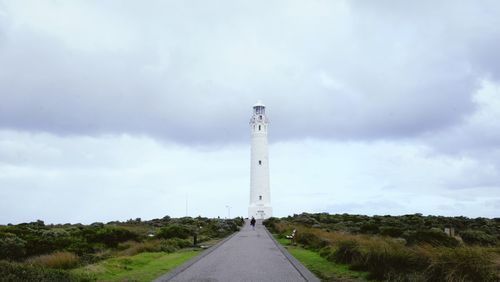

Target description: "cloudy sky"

left=1, top=0, right=499, bottom=224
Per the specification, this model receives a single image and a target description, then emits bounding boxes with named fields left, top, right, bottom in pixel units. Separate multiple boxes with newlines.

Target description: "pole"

left=185, top=193, right=188, bottom=217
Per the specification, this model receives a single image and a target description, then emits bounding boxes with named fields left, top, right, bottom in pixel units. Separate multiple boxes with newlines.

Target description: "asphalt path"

left=155, top=220, right=319, bottom=282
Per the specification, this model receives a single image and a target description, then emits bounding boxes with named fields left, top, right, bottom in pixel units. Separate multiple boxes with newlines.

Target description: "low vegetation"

left=27, top=251, right=80, bottom=269
left=71, top=251, right=198, bottom=282
left=276, top=237, right=369, bottom=281
left=265, top=213, right=500, bottom=282
left=0, top=216, right=244, bottom=281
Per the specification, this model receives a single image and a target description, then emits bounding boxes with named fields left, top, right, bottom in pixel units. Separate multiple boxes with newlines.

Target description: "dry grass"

left=424, top=246, right=499, bottom=282
left=274, top=221, right=500, bottom=281
left=116, top=240, right=162, bottom=256
left=27, top=251, right=80, bottom=269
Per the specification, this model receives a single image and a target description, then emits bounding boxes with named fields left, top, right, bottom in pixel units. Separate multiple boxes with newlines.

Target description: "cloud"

left=424, top=80, right=500, bottom=162
left=0, top=130, right=250, bottom=223
left=0, top=1, right=499, bottom=144
left=0, top=1, right=499, bottom=222
left=1, top=131, right=499, bottom=224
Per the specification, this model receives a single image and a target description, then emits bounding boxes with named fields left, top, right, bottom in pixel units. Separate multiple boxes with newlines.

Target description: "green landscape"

left=2, top=213, right=500, bottom=281
left=0, top=216, right=244, bottom=281
left=265, top=213, right=500, bottom=281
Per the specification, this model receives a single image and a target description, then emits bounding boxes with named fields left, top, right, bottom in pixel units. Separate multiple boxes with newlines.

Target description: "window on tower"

left=259, top=125, right=261, bottom=131
left=259, top=160, right=262, bottom=165
left=259, top=115, right=262, bottom=120
left=259, top=195, right=262, bottom=200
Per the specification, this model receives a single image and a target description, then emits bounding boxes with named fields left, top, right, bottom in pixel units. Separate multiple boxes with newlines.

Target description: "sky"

left=1, top=0, right=499, bottom=224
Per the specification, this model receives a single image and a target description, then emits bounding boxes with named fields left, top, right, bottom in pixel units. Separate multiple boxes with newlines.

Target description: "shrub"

left=334, top=240, right=362, bottom=264
left=360, top=223, right=380, bottom=234
left=318, top=246, right=336, bottom=262
left=405, top=230, right=459, bottom=247
left=28, top=251, right=80, bottom=269
left=263, top=217, right=280, bottom=233
left=291, top=214, right=319, bottom=226
left=233, top=217, right=245, bottom=227
left=159, top=238, right=193, bottom=253
left=117, top=240, right=162, bottom=256
left=296, top=232, right=329, bottom=250
left=355, top=240, right=427, bottom=280
left=460, top=230, right=497, bottom=246
left=164, top=238, right=193, bottom=249
left=66, top=238, right=94, bottom=256
left=380, top=227, right=405, bottom=238
left=88, top=226, right=138, bottom=247
left=0, top=234, right=27, bottom=260
left=200, top=220, right=239, bottom=238
left=425, top=247, right=499, bottom=282
left=0, top=260, right=90, bottom=282
left=157, top=224, right=191, bottom=239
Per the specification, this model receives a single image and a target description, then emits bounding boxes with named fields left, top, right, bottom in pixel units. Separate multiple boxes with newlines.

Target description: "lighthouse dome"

left=253, top=100, right=265, bottom=108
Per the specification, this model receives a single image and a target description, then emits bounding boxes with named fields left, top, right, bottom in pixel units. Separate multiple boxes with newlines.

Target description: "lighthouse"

left=248, top=101, right=272, bottom=219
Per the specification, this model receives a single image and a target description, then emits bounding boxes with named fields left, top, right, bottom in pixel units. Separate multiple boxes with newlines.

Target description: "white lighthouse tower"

left=248, top=101, right=273, bottom=219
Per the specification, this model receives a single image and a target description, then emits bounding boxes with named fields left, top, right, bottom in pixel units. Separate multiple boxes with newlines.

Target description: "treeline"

left=265, top=213, right=500, bottom=281
left=0, top=216, right=244, bottom=281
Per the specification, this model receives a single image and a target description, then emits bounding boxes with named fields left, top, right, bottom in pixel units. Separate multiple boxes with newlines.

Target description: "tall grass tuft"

left=117, top=238, right=193, bottom=256
left=334, top=240, right=361, bottom=264
left=117, top=240, right=162, bottom=256
left=28, top=251, right=80, bottom=269
left=425, top=246, right=499, bottom=282
left=273, top=221, right=500, bottom=281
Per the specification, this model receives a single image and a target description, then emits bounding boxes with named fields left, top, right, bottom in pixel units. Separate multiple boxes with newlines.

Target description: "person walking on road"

left=250, top=217, right=256, bottom=230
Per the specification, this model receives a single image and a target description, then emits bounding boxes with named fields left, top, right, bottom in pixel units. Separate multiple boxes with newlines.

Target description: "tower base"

left=248, top=205, right=273, bottom=219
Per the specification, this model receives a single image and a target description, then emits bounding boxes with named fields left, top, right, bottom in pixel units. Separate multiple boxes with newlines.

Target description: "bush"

left=66, top=238, right=94, bottom=256
left=318, top=246, right=336, bottom=262
left=425, top=247, right=499, bottom=282
left=263, top=217, right=280, bottom=233
left=460, top=230, right=497, bottom=246
left=296, top=232, right=329, bottom=250
left=88, top=226, right=138, bottom=247
left=360, top=223, right=380, bottom=234
left=0, top=260, right=90, bottom=282
left=159, top=238, right=193, bottom=253
left=291, top=214, right=319, bottom=226
left=157, top=224, right=191, bottom=239
left=355, top=240, right=427, bottom=280
left=21, top=229, right=74, bottom=257
left=117, top=240, right=162, bottom=256
left=164, top=238, right=192, bottom=249
left=0, top=234, right=27, bottom=260
left=380, top=227, right=404, bottom=238
left=405, top=230, right=459, bottom=247
left=334, top=240, right=362, bottom=264
left=28, top=251, right=80, bottom=269
left=233, top=217, right=245, bottom=227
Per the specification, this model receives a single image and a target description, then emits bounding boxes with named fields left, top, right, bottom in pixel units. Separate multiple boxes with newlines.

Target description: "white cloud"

left=2, top=0, right=499, bottom=142
left=1, top=131, right=498, bottom=224
left=0, top=1, right=499, bottom=222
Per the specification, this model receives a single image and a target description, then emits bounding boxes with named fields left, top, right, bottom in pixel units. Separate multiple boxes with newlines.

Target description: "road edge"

left=263, top=226, right=321, bottom=282
left=152, top=230, right=240, bottom=282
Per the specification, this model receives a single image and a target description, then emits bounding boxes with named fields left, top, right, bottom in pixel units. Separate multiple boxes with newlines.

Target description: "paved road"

left=155, top=220, right=318, bottom=282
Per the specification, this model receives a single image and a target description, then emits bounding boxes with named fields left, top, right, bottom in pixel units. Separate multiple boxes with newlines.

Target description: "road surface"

left=154, top=220, right=319, bottom=282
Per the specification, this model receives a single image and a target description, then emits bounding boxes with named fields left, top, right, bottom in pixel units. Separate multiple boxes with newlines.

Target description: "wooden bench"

left=286, top=229, right=297, bottom=245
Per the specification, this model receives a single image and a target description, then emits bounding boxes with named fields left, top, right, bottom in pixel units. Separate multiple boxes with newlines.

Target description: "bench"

left=286, top=229, right=297, bottom=245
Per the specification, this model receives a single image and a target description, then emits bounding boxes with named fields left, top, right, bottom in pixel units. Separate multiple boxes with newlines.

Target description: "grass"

left=270, top=221, right=500, bottom=281
left=275, top=237, right=369, bottom=281
left=72, top=250, right=199, bottom=282
left=28, top=251, right=80, bottom=269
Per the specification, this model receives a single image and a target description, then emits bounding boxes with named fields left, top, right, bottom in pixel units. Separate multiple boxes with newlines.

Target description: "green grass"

left=72, top=250, right=199, bottom=282
left=275, top=237, right=369, bottom=281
